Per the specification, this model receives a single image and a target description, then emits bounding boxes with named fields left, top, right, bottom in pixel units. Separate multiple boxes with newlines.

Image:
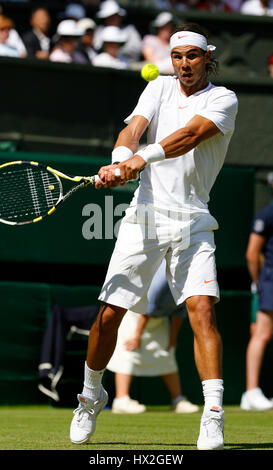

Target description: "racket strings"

left=0, top=165, right=61, bottom=223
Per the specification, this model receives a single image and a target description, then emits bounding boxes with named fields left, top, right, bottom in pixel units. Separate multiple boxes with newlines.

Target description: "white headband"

left=170, top=31, right=216, bottom=52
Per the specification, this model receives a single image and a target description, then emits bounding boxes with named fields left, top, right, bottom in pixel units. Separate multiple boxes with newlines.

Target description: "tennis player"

left=70, top=22, right=238, bottom=450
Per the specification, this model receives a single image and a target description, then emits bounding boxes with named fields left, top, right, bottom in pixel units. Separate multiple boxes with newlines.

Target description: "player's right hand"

left=96, top=155, right=146, bottom=189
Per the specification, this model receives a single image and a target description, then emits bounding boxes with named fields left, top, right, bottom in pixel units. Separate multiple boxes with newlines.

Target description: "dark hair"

left=170, top=23, right=219, bottom=76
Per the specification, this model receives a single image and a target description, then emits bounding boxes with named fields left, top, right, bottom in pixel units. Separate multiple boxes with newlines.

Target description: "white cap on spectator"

left=96, top=0, right=126, bottom=19
left=152, top=12, right=173, bottom=28
left=62, top=3, right=86, bottom=20
left=57, top=20, right=82, bottom=37
left=101, top=26, right=127, bottom=43
left=77, top=18, right=96, bottom=34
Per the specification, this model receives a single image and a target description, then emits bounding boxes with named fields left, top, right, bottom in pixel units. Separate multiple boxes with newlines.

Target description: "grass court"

left=0, top=404, right=272, bottom=451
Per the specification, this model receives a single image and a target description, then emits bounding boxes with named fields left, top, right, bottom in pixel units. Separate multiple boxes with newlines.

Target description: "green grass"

left=0, top=405, right=272, bottom=450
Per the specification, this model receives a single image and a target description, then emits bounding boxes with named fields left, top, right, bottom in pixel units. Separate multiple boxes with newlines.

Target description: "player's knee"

left=187, top=297, right=217, bottom=333
left=100, top=303, right=126, bottom=331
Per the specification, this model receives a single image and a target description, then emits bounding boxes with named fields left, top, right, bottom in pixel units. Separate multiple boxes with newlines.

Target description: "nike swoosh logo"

left=204, top=280, right=214, bottom=284
left=178, top=106, right=188, bottom=110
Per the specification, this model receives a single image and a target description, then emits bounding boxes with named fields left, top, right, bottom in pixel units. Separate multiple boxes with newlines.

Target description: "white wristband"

left=136, top=143, right=165, bottom=165
left=111, top=146, right=133, bottom=164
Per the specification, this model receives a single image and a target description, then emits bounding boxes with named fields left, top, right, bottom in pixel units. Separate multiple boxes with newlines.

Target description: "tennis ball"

left=141, top=63, right=159, bottom=82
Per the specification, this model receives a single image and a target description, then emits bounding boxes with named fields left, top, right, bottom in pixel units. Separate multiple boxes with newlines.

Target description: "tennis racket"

left=0, top=160, right=110, bottom=225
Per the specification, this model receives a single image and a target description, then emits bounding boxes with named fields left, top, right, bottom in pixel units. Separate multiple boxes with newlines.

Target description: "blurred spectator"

left=94, top=0, right=142, bottom=64
left=197, top=0, right=233, bottom=11
left=224, top=0, right=243, bottom=10
left=155, top=0, right=189, bottom=9
left=76, top=17, right=97, bottom=63
left=22, top=7, right=51, bottom=59
left=268, top=53, right=273, bottom=78
left=0, top=14, right=21, bottom=57
left=49, top=19, right=86, bottom=64
left=240, top=176, right=273, bottom=411
left=142, top=12, right=174, bottom=74
left=92, top=25, right=129, bottom=69
left=59, top=3, right=86, bottom=21
left=240, top=0, right=273, bottom=15
left=0, top=12, right=27, bottom=57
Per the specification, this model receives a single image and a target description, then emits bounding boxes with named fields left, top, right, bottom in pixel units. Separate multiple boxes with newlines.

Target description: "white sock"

left=172, top=395, right=184, bottom=405
left=202, top=379, right=224, bottom=412
left=82, top=362, right=105, bottom=401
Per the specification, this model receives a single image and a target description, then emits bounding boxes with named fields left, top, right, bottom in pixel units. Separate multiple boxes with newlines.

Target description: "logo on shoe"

left=79, top=397, right=86, bottom=402
left=210, top=406, right=220, bottom=412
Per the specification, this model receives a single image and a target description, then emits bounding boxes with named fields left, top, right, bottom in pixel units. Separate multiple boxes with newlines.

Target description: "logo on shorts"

left=204, top=279, right=214, bottom=284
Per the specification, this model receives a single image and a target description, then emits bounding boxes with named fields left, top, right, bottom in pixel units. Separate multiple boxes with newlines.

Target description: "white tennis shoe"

left=197, top=406, right=224, bottom=450
left=240, top=388, right=273, bottom=411
left=70, top=387, right=108, bottom=444
left=172, top=397, right=199, bottom=414
left=112, top=395, right=146, bottom=414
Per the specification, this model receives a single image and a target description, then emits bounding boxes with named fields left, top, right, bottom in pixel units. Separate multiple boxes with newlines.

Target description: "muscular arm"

left=114, top=115, right=149, bottom=155
left=97, top=114, right=220, bottom=187
left=159, top=115, right=220, bottom=159
left=245, top=233, right=265, bottom=284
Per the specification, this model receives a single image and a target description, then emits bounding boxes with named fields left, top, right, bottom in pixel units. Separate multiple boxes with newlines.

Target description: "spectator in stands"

left=155, top=0, right=189, bottom=9
left=107, top=260, right=199, bottom=414
left=0, top=14, right=21, bottom=57
left=22, top=7, right=51, bottom=59
left=240, top=0, right=273, bottom=15
left=94, top=0, right=142, bottom=64
left=92, top=25, right=129, bottom=69
left=268, top=53, right=273, bottom=78
left=0, top=13, right=27, bottom=57
left=142, top=12, right=174, bottom=74
left=197, top=0, right=233, bottom=11
left=49, top=19, right=86, bottom=64
left=76, top=17, right=97, bottom=64
left=240, top=174, right=273, bottom=411
left=60, top=2, right=87, bottom=22
left=224, top=0, right=243, bottom=10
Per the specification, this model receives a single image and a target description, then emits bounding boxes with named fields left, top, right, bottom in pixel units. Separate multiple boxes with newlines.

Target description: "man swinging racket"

left=70, top=22, right=238, bottom=450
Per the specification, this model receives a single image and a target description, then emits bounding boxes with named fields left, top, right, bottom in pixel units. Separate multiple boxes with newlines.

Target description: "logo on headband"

left=177, top=35, right=188, bottom=39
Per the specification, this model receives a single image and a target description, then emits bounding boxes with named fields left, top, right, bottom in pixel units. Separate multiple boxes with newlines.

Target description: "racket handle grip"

left=92, top=175, right=100, bottom=183
left=92, top=168, right=120, bottom=184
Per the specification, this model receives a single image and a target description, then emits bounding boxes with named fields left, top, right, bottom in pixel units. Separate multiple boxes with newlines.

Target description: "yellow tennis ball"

left=141, top=63, right=159, bottom=82
left=49, top=185, right=55, bottom=190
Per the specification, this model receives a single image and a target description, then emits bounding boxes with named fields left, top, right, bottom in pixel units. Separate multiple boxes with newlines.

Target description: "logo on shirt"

left=178, top=105, right=189, bottom=110
left=204, top=279, right=214, bottom=284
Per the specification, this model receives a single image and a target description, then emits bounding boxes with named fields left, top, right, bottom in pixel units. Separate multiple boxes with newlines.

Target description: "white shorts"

left=98, top=205, right=220, bottom=314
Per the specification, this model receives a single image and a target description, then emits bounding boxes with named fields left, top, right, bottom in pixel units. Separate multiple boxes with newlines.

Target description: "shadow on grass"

left=86, top=442, right=196, bottom=448
left=226, top=443, right=273, bottom=450
left=85, top=442, right=273, bottom=450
